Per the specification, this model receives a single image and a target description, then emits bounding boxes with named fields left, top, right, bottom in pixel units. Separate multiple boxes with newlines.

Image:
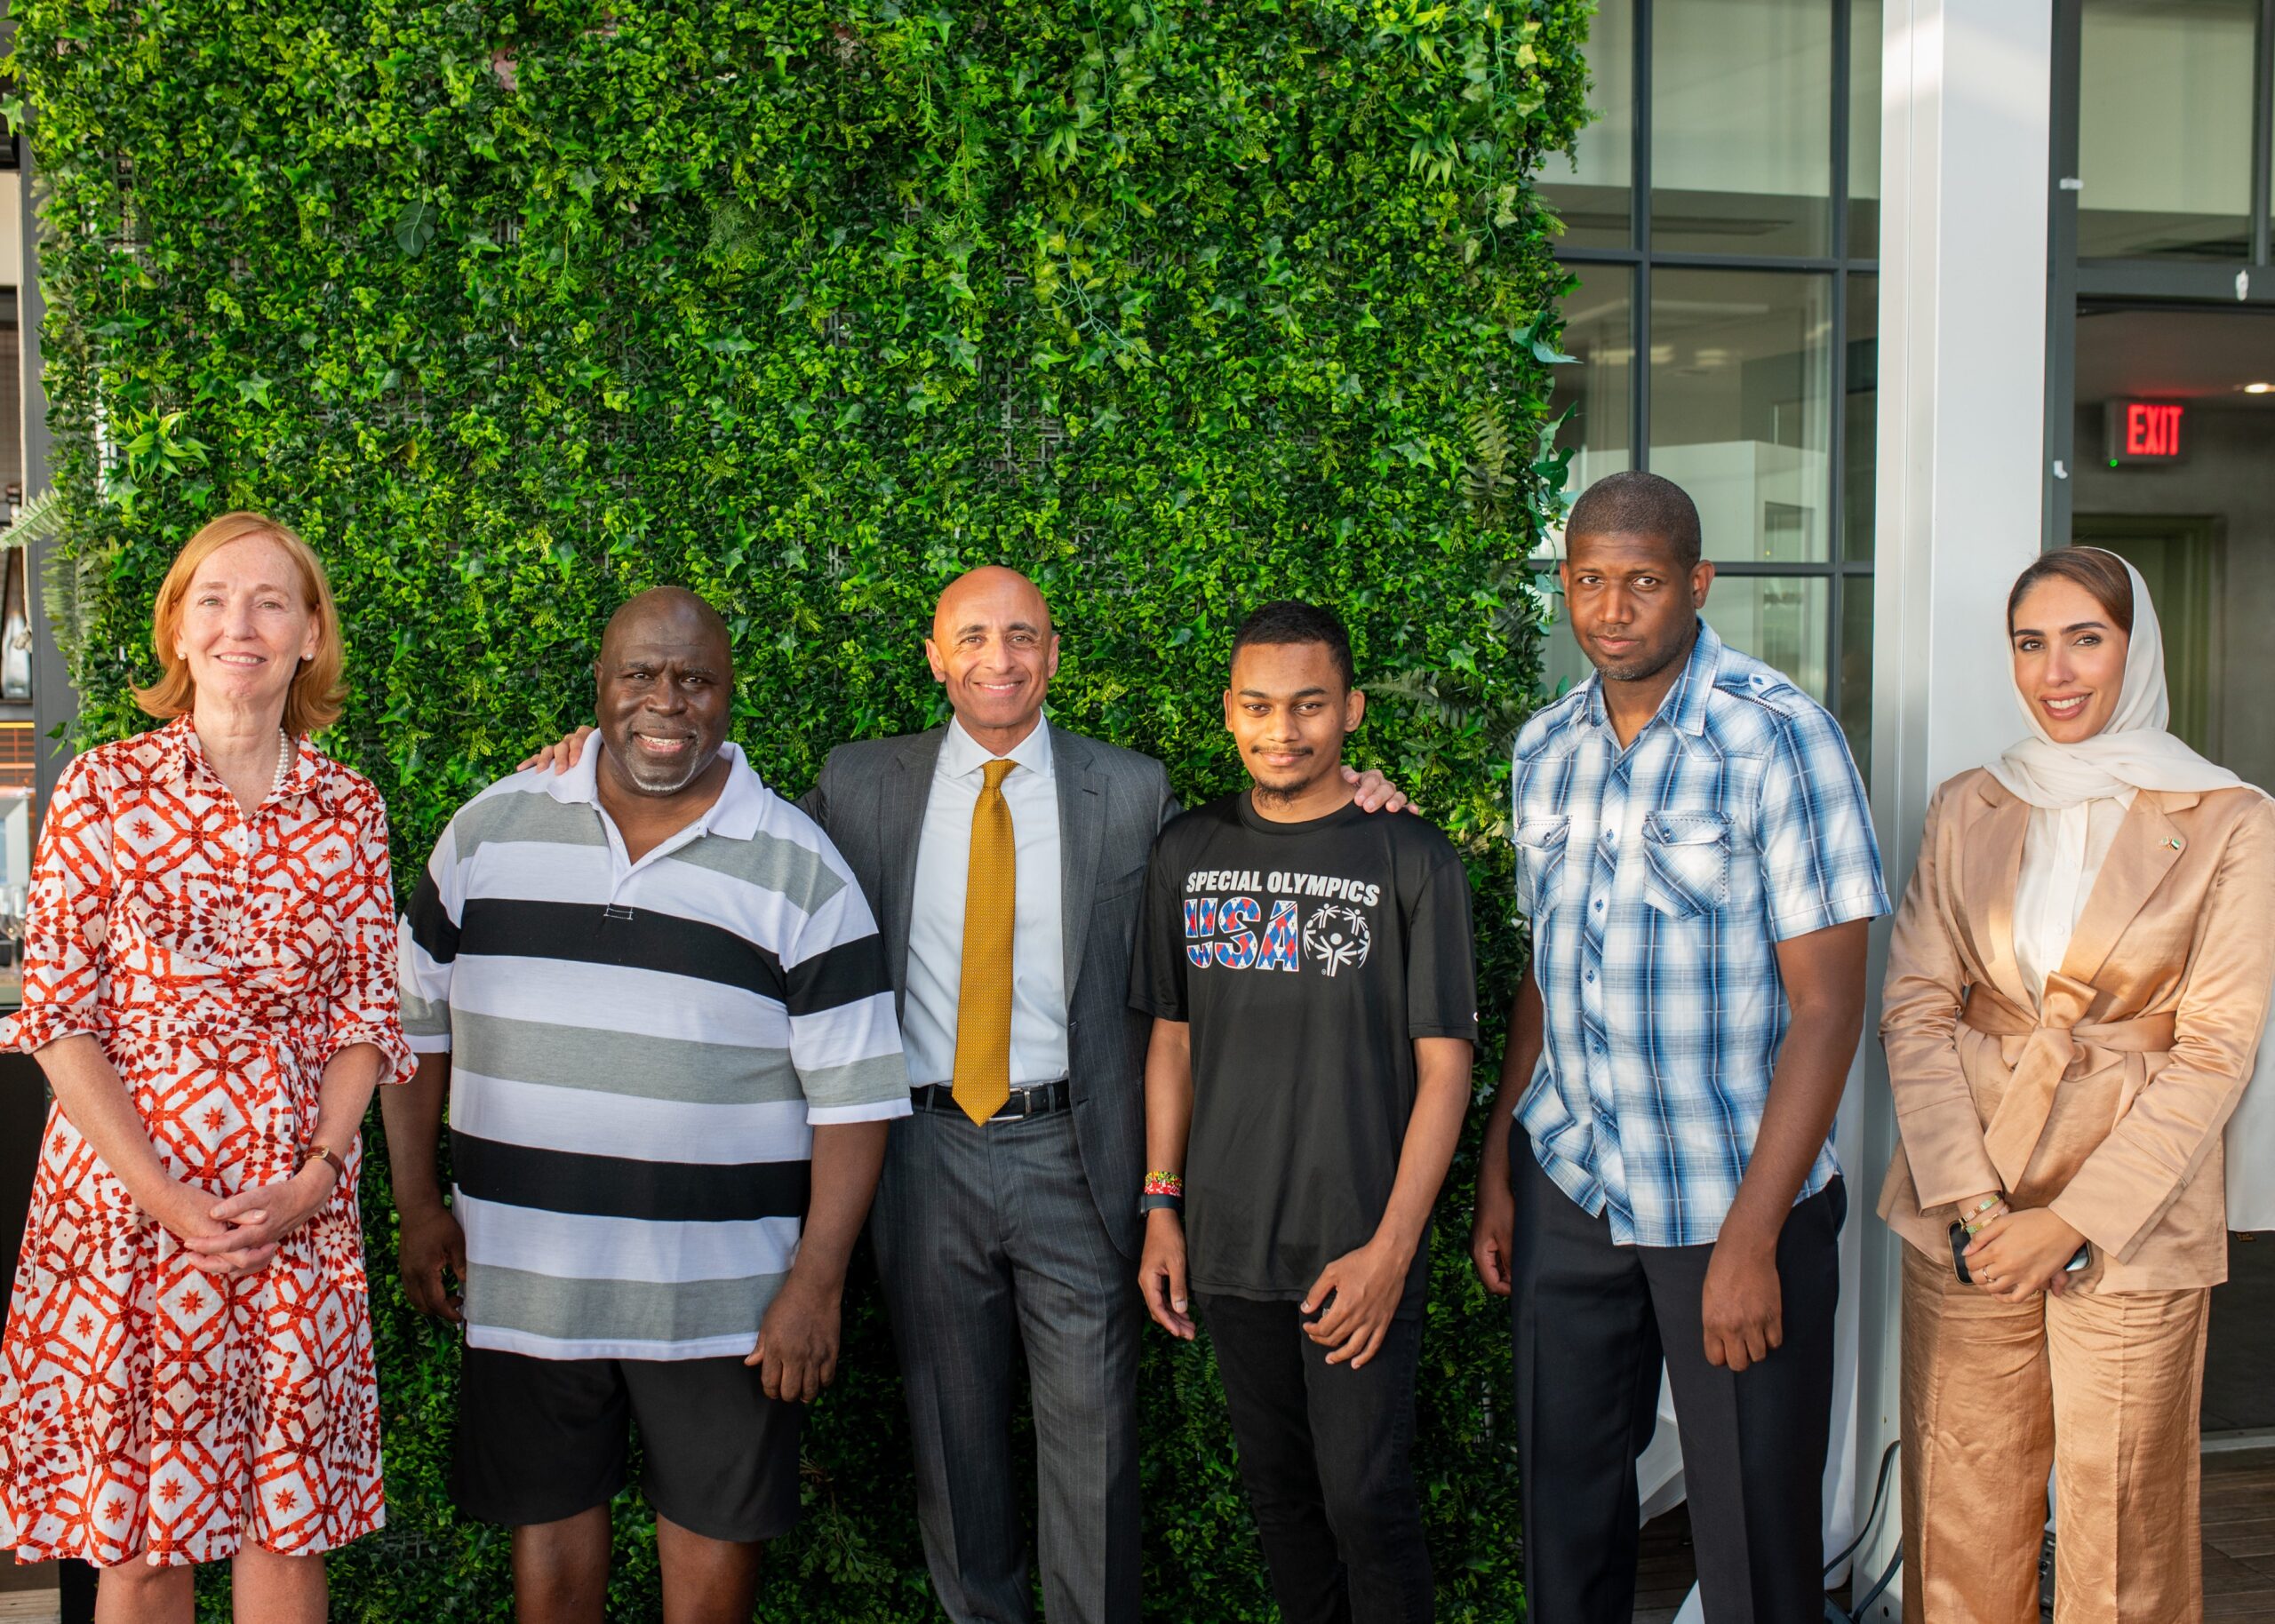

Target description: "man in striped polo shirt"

left=383, top=588, right=908, bottom=1624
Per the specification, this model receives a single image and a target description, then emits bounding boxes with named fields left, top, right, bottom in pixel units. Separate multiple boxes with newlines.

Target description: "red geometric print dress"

left=0, top=715, right=412, bottom=1566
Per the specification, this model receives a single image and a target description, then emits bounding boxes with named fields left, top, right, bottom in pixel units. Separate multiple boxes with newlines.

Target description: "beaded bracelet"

left=1141, top=1170, right=1185, bottom=1214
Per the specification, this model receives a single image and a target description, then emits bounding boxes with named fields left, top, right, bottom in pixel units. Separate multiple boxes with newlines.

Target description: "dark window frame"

left=1545, top=0, right=1879, bottom=743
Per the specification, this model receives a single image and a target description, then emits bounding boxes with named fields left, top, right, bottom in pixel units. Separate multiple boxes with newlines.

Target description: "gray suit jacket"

left=800, top=723, right=1177, bottom=1258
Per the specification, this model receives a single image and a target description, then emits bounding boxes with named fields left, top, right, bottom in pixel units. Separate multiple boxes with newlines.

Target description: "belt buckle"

left=988, top=1081, right=1059, bottom=1123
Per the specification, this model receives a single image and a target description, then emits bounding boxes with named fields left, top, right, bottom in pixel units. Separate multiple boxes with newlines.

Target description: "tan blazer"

left=1878, top=769, right=2275, bottom=1292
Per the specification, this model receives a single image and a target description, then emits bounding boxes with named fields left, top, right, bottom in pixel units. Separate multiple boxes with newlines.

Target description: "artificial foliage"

left=12, top=0, right=1590, bottom=1616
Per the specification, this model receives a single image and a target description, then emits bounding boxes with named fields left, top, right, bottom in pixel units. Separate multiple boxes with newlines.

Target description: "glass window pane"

left=1848, top=0, right=1881, bottom=258
left=2079, top=0, right=2256, bottom=260
left=1545, top=264, right=1635, bottom=528
left=1650, top=0, right=1833, bottom=256
left=1838, top=574, right=1873, bottom=780
left=1541, top=0, right=1633, bottom=249
left=1648, top=268, right=1834, bottom=562
left=1702, top=576, right=1830, bottom=700
left=1844, top=275, right=1876, bottom=562
left=1537, top=263, right=1635, bottom=695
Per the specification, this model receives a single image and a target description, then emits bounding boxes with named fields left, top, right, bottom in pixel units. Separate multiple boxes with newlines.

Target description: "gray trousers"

left=870, top=1103, right=1142, bottom=1624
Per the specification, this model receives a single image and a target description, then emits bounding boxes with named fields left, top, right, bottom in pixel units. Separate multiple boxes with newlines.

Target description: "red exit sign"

left=2104, top=400, right=2186, bottom=465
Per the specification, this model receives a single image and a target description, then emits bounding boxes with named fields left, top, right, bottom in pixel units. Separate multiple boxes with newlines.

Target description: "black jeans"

left=1199, top=1291, right=1434, bottom=1624
left=1507, top=1140, right=1845, bottom=1624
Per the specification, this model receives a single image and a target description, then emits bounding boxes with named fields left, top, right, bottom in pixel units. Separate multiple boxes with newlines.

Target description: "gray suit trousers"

left=871, top=1101, right=1142, bottom=1624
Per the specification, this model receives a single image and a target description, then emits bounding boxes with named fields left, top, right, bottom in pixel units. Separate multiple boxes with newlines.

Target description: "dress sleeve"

left=1880, top=780, right=2003, bottom=1208
left=3, top=752, right=116, bottom=1055
left=321, top=794, right=417, bottom=1085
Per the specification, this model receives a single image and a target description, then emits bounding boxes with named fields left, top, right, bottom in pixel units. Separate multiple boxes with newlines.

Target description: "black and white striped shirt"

left=398, top=744, right=909, bottom=1361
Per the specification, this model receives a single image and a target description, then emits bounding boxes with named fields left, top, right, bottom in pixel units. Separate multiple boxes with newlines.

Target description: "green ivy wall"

left=12, top=0, right=1589, bottom=1616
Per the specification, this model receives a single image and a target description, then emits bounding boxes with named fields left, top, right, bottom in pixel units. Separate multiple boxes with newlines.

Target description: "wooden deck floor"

left=2204, top=1449, right=2275, bottom=1620
left=1632, top=1446, right=2275, bottom=1622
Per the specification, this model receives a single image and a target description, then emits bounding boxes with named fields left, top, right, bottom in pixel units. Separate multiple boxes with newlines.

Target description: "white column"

left=1854, top=2, right=2055, bottom=1612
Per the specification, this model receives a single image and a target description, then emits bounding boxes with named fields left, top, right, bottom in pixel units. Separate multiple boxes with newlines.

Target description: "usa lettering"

left=1185, top=896, right=1302, bottom=971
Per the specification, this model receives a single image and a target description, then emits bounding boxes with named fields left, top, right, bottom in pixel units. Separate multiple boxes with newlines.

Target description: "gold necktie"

left=952, top=757, right=1018, bottom=1126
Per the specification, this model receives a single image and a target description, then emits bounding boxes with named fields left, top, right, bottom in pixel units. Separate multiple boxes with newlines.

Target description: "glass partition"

left=2078, top=0, right=2257, bottom=259
left=1650, top=0, right=1834, bottom=256
left=1648, top=269, right=1835, bottom=562
left=1541, top=0, right=1635, bottom=249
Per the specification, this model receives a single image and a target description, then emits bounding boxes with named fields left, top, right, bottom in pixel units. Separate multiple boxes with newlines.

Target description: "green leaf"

left=392, top=200, right=439, bottom=258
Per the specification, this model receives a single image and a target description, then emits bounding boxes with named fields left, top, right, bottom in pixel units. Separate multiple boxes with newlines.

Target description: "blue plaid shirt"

left=1510, top=622, right=1888, bottom=1247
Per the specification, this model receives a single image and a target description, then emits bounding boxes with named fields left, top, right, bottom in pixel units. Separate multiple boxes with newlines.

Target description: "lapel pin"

left=2168, top=837, right=2184, bottom=851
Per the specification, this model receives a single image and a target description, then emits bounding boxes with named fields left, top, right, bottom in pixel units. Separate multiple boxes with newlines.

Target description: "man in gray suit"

left=533, top=566, right=1405, bottom=1623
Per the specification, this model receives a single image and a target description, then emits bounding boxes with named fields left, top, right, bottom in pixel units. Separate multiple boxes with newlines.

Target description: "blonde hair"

left=133, top=511, right=347, bottom=736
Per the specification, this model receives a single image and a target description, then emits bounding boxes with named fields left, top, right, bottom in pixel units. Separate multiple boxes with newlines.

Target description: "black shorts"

left=452, top=1345, right=802, bottom=1543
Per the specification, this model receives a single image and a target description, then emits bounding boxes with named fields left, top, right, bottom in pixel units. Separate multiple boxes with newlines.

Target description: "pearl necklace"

left=270, top=728, right=292, bottom=799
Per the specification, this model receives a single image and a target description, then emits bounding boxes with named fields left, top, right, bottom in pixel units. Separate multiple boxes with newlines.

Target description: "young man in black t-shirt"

left=1130, top=601, right=1477, bottom=1624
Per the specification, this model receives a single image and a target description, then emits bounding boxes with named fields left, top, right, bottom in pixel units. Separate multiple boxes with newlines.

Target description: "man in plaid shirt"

left=1471, top=471, right=1888, bottom=1624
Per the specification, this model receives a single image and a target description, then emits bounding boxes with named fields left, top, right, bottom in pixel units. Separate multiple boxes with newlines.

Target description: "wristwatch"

left=301, top=1142, right=347, bottom=1182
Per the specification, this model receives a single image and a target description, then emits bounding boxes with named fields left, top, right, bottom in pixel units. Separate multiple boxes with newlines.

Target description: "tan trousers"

left=1900, top=1244, right=2210, bottom=1624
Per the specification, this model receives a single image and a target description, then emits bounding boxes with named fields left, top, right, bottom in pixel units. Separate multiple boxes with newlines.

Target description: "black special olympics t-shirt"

left=1130, top=791, right=1479, bottom=1301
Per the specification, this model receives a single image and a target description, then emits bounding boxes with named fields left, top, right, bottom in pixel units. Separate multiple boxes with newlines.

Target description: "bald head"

left=931, top=567, right=1051, bottom=646
left=925, top=566, right=1059, bottom=752
left=602, top=586, right=732, bottom=672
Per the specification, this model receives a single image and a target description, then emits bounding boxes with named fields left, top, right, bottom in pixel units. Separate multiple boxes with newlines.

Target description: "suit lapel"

left=1969, top=779, right=2032, bottom=1007
left=1056, top=727, right=1106, bottom=1002
left=2055, top=791, right=2194, bottom=989
left=882, top=729, right=946, bottom=1002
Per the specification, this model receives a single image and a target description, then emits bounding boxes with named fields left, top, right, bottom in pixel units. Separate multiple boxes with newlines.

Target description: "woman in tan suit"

left=1880, top=546, right=2275, bottom=1623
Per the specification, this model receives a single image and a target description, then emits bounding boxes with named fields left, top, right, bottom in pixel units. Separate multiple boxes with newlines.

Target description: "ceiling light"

left=2245, top=382, right=2273, bottom=394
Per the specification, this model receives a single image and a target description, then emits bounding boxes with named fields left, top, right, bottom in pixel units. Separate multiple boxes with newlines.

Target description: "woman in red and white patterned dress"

left=0, top=512, right=411, bottom=1623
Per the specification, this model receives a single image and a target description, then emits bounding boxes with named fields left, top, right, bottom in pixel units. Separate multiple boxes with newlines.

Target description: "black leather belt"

left=911, top=1079, right=1071, bottom=1121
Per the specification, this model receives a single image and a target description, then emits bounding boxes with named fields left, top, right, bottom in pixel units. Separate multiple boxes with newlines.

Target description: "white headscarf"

left=1986, top=549, right=2245, bottom=808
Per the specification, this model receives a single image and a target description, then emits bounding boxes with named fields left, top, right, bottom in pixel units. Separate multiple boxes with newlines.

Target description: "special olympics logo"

left=1303, top=905, right=1371, bottom=977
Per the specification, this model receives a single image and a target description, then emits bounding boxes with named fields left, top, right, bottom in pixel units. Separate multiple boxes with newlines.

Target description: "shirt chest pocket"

left=1640, top=811, right=1730, bottom=919
left=1513, top=816, right=1570, bottom=920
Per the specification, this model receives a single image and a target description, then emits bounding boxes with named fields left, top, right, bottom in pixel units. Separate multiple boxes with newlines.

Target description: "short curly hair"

left=1566, top=470, right=1704, bottom=569
left=1230, top=599, right=1356, bottom=691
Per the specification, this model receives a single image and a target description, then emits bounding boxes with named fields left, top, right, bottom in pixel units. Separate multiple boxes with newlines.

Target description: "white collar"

left=544, top=737, right=770, bottom=841
left=938, top=713, right=1053, bottom=781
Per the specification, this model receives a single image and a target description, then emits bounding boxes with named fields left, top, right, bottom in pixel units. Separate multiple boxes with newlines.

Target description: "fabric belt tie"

left=951, top=758, right=1018, bottom=1126
left=1968, top=978, right=2175, bottom=1194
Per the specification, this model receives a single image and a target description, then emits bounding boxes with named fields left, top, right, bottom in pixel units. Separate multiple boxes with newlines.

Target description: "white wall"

left=1860, top=1, right=2055, bottom=1610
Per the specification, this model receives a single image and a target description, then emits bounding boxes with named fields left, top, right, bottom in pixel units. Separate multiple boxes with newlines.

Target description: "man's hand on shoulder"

left=1342, top=764, right=1416, bottom=816
left=515, top=726, right=595, bottom=776
left=746, top=1268, right=842, bottom=1404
